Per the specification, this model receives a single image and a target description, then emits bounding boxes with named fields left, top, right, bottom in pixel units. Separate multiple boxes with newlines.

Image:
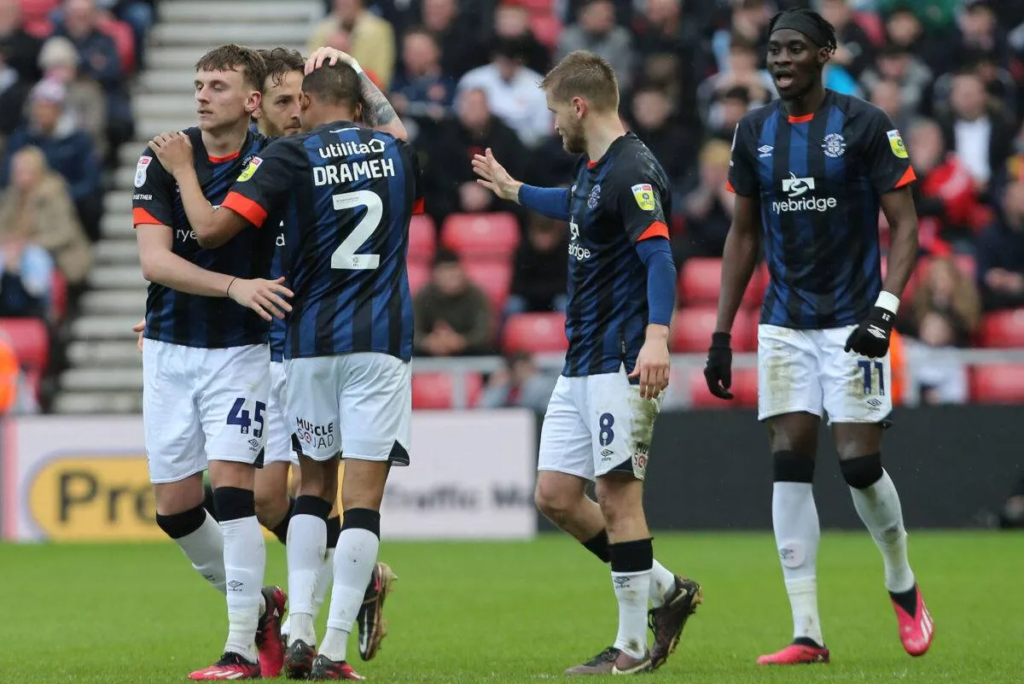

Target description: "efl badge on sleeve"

left=237, top=157, right=262, bottom=182
left=134, top=156, right=151, bottom=188
left=887, top=129, right=909, bottom=159
left=631, top=183, right=655, bottom=211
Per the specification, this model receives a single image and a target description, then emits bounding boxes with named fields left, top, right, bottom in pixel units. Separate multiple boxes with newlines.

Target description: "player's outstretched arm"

left=472, top=148, right=570, bottom=221
left=305, top=48, right=408, bottom=141
left=706, top=193, right=761, bottom=399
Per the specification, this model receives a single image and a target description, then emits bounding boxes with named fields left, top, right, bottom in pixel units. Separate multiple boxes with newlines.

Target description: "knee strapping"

left=341, top=507, right=381, bottom=538
left=773, top=451, right=815, bottom=483
left=293, top=494, right=332, bottom=520
left=840, top=453, right=883, bottom=489
left=212, top=486, right=255, bottom=521
left=156, top=505, right=207, bottom=539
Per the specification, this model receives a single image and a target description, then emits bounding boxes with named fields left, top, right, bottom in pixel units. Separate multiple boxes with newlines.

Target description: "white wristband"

left=349, top=60, right=364, bottom=75
left=875, top=290, right=900, bottom=316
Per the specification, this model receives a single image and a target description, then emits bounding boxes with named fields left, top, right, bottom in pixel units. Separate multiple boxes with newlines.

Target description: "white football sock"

left=221, top=516, right=266, bottom=662
left=648, top=560, right=676, bottom=608
left=286, top=514, right=327, bottom=646
left=174, top=509, right=226, bottom=594
left=612, top=569, right=652, bottom=659
left=773, top=482, right=824, bottom=646
left=313, top=548, right=336, bottom=618
left=319, top=528, right=379, bottom=663
left=849, top=470, right=915, bottom=593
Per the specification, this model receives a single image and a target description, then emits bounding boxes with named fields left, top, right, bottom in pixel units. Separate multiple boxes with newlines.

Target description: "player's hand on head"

left=704, top=332, right=734, bottom=400
left=306, top=47, right=358, bottom=75
left=472, top=148, right=520, bottom=202
left=132, top=318, right=145, bottom=352
left=630, top=332, right=671, bottom=400
left=150, top=132, right=193, bottom=177
left=227, top=276, right=294, bottom=321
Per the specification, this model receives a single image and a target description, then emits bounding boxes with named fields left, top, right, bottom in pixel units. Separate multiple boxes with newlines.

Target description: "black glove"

left=844, top=305, right=895, bottom=358
left=704, top=332, right=734, bottom=400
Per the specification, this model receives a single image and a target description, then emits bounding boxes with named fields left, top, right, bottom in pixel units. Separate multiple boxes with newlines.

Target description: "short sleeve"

left=727, top=120, right=759, bottom=197
left=612, top=158, right=670, bottom=244
left=132, top=147, right=176, bottom=227
left=220, top=141, right=298, bottom=228
left=862, top=106, right=916, bottom=195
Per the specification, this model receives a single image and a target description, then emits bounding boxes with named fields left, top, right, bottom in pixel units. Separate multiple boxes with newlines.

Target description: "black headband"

left=770, top=13, right=831, bottom=50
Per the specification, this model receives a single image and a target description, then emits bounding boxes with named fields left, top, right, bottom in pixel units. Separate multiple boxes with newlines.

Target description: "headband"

left=770, top=13, right=831, bottom=50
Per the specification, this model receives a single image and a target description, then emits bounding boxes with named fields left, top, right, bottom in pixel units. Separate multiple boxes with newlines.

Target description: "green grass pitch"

left=1, top=531, right=1021, bottom=683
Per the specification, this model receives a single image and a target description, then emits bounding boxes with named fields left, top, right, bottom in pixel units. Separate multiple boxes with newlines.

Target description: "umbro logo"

left=758, top=144, right=774, bottom=157
left=867, top=325, right=887, bottom=339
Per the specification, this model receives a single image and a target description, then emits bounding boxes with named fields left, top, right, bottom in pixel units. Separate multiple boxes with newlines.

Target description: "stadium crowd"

left=4, top=0, right=1024, bottom=415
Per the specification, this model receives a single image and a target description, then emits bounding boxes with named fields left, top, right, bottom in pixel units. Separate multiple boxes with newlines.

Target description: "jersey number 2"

left=331, top=190, right=383, bottom=270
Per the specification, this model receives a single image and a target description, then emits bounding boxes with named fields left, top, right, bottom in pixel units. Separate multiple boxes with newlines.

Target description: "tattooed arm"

left=305, top=47, right=408, bottom=141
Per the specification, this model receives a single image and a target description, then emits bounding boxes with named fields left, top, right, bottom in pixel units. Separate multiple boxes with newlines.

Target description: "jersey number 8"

left=332, top=190, right=383, bottom=270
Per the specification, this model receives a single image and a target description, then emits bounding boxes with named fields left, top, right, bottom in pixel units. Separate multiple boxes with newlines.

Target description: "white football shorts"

left=264, top=360, right=298, bottom=466
left=284, top=352, right=412, bottom=464
left=757, top=324, right=892, bottom=424
left=143, top=340, right=270, bottom=484
left=537, top=364, right=662, bottom=482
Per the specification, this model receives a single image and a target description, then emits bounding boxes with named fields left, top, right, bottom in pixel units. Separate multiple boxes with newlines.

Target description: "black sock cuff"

left=840, top=452, right=884, bottom=489
left=608, top=538, right=654, bottom=573
left=294, top=495, right=332, bottom=520
left=326, top=515, right=342, bottom=549
left=773, top=450, right=815, bottom=483
left=582, top=529, right=611, bottom=563
left=341, top=507, right=381, bottom=538
left=202, top=483, right=218, bottom=521
left=156, top=505, right=208, bottom=539
left=212, top=486, right=255, bottom=521
left=270, top=497, right=296, bottom=545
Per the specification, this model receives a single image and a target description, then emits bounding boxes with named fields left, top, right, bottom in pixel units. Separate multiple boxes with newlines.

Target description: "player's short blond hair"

left=540, top=50, right=619, bottom=113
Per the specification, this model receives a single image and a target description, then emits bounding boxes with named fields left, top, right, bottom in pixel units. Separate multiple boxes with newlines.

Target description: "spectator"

left=859, top=44, right=932, bottom=121
left=977, top=181, right=1024, bottom=311
left=308, top=0, right=396, bottom=88
left=52, top=0, right=133, bottom=159
left=97, top=0, right=155, bottom=69
left=677, top=139, right=734, bottom=267
left=936, top=70, right=1015, bottom=198
left=698, top=33, right=775, bottom=131
left=494, top=2, right=551, bottom=77
left=819, top=0, right=875, bottom=79
left=905, top=257, right=981, bottom=347
left=457, top=38, right=551, bottom=148
left=0, top=330, right=39, bottom=415
left=390, top=27, right=456, bottom=125
left=631, top=0, right=706, bottom=126
left=0, top=146, right=92, bottom=287
left=628, top=85, right=695, bottom=189
left=420, top=0, right=486, bottom=79
left=38, top=36, right=108, bottom=161
left=478, top=351, right=558, bottom=413
left=0, top=79, right=102, bottom=242
left=0, top=233, right=53, bottom=319
left=0, top=0, right=42, bottom=82
left=903, top=311, right=970, bottom=405
left=867, top=77, right=912, bottom=136
left=557, top=0, right=634, bottom=92
left=0, top=46, right=31, bottom=141
left=711, top=0, right=772, bottom=74
left=505, top=215, right=569, bottom=318
left=707, top=85, right=751, bottom=143
left=413, top=248, right=493, bottom=356
left=422, top=87, right=529, bottom=227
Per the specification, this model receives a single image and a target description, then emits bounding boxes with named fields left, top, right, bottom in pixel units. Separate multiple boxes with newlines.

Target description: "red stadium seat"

left=50, top=270, right=67, bottom=322
left=463, top=260, right=512, bottom=313
left=98, top=18, right=136, bottom=73
left=441, top=213, right=520, bottom=260
left=689, top=367, right=757, bottom=408
left=529, top=14, right=563, bottom=49
left=407, top=260, right=430, bottom=295
left=412, top=372, right=482, bottom=409
left=678, top=258, right=765, bottom=308
left=19, top=0, right=59, bottom=23
left=408, top=214, right=436, bottom=264
left=23, top=18, right=52, bottom=37
left=0, top=317, right=50, bottom=374
left=672, top=306, right=757, bottom=353
left=979, top=309, right=1024, bottom=348
left=503, top=312, right=566, bottom=353
left=970, top=365, right=1024, bottom=404
left=513, top=0, right=555, bottom=13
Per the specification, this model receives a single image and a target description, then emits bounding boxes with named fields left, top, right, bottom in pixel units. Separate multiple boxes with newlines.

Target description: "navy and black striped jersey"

left=563, top=132, right=672, bottom=377
left=728, top=90, right=916, bottom=329
left=221, top=121, right=421, bottom=362
left=133, top=127, right=277, bottom=348
left=269, top=225, right=287, bottom=362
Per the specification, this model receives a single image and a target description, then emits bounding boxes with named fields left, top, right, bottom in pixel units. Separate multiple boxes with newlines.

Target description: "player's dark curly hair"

left=768, top=8, right=838, bottom=57
left=257, top=47, right=305, bottom=89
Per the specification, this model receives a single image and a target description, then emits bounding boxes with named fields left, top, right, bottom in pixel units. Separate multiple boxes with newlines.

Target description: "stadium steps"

left=54, top=0, right=319, bottom=414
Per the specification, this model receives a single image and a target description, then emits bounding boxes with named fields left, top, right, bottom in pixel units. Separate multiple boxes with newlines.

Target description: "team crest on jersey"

left=631, top=184, right=655, bottom=211
left=886, top=129, right=908, bottom=159
left=822, top=133, right=846, bottom=158
left=237, top=157, right=262, bottom=182
left=134, top=156, right=151, bottom=188
left=588, top=184, right=601, bottom=209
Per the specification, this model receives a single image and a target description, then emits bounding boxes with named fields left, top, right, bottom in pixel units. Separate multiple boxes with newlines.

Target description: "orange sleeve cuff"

left=412, top=197, right=425, bottom=215
left=636, top=221, right=670, bottom=242
left=222, top=191, right=268, bottom=228
left=725, top=180, right=736, bottom=194
left=133, top=207, right=163, bottom=227
left=894, top=166, right=917, bottom=189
